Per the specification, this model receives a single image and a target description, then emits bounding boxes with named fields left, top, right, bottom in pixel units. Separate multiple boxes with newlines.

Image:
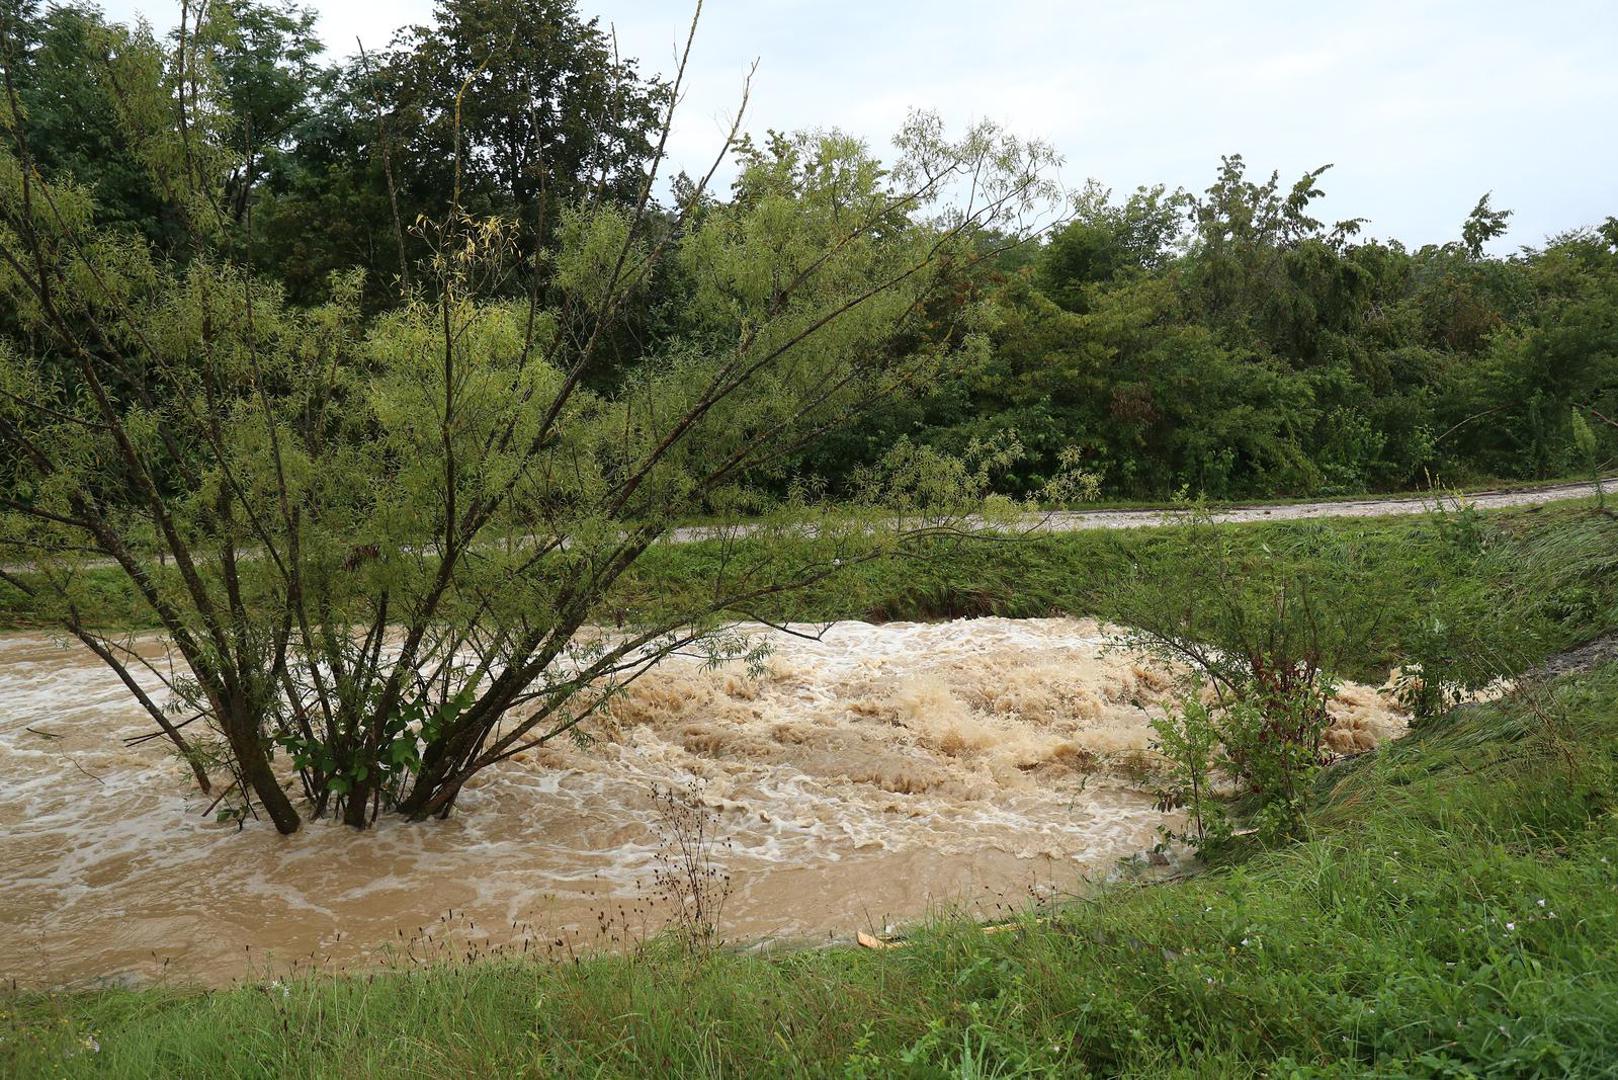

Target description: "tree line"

left=909, top=173, right=1618, bottom=498
left=8, top=0, right=1616, bottom=503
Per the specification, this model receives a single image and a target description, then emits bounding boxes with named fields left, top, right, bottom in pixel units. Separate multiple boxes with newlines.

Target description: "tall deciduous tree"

left=252, top=0, right=667, bottom=305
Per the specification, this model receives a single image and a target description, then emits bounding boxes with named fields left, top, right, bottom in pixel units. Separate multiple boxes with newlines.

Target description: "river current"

left=0, top=617, right=1408, bottom=987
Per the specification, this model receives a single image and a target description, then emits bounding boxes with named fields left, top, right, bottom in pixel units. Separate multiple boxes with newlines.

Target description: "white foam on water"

left=0, top=617, right=1408, bottom=987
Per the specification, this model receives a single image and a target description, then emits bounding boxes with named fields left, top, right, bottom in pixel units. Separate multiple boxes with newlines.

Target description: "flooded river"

left=0, top=617, right=1408, bottom=988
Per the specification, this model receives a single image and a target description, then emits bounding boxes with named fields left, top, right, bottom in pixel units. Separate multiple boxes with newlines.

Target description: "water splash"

left=0, top=617, right=1408, bottom=987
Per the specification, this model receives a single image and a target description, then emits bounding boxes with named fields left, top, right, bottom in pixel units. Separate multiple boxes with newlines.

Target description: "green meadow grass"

left=10, top=499, right=1611, bottom=685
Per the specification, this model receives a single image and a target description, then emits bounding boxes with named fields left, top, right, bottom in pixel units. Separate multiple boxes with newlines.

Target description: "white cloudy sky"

left=99, top=0, right=1618, bottom=253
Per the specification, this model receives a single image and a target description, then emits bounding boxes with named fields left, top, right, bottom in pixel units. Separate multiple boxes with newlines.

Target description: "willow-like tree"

left=0, top=3, right=1073, bottom=832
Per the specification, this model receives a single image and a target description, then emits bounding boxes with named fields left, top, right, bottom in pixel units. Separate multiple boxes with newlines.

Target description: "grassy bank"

left=7, top=500, right=1616, bottom=685
left=637, top=500, right=1618, bottom=682
left=5, top=657, right=1616, bottom=1076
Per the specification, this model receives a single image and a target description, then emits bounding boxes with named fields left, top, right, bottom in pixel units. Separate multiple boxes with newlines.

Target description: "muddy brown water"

left=0, top=617, right=1409, bottom=989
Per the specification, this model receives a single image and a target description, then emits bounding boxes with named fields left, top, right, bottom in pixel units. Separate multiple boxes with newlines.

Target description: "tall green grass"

left=7, top=503, right=1615, bottom=689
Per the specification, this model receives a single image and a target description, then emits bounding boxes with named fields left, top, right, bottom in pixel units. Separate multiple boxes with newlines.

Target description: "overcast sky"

left=99, top=0, right=1618, bottom=254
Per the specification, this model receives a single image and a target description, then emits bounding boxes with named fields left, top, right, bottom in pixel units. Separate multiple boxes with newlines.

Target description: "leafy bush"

left=1114, top=506, right=1383, bottom=840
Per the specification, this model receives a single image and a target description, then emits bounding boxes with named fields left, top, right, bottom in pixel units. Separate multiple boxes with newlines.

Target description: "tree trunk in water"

left=342, top=779, right=372, bottom=828
left=397, top=727, right=478, bottom=819
left=226, top=723, right=301, bottom=835
left=410, top=775, right=464, bottom=822
left=396, top=763, right=448, bottom=820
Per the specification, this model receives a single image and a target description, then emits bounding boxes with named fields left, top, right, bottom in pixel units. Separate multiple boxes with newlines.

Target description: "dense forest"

left=4, top=0, right=1617, bottom=505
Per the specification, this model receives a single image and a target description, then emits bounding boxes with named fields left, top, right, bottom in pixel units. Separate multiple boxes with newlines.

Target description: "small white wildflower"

left=1537, top=898, right=1546, bottom=907
left=1505, top=922, right=1516, bottom=931
left=1241, top=938, right=1250, bottom=946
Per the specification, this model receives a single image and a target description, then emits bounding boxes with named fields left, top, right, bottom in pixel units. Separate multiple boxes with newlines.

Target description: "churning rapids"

left=0, top=617, right=1410, bottom=988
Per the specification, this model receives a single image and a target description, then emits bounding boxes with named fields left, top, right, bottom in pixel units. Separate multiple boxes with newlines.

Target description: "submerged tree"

left=0, top=2, right=1072, bottom=832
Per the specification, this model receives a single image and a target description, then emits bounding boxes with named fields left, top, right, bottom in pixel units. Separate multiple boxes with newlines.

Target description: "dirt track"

left=662, top=476, right=1615, bottom=544
left=1025, top=476, right=1615, bottom=534
left=5, top=477, right=1611, bottom=577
